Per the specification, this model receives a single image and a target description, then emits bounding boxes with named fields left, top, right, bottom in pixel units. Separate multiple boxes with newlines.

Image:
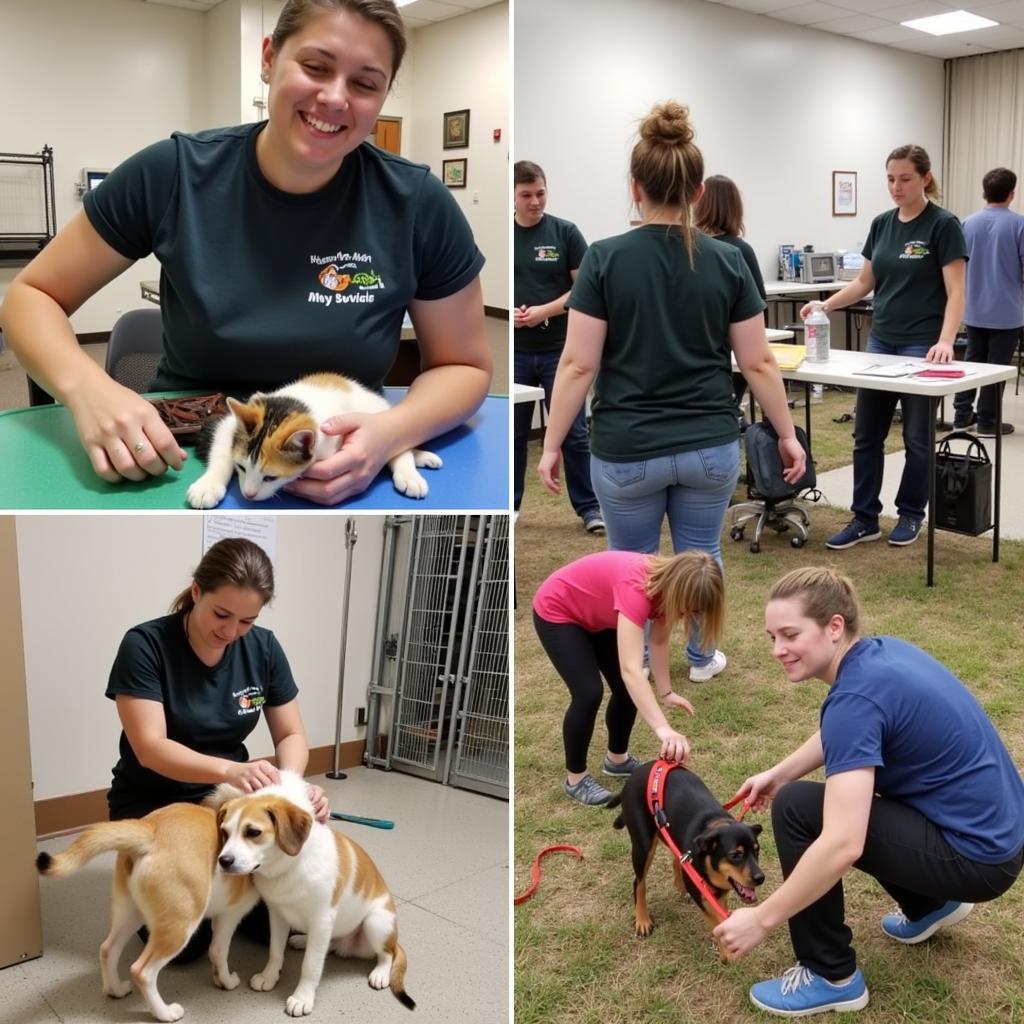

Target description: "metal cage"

left=378, top=515, right=508, bottom=799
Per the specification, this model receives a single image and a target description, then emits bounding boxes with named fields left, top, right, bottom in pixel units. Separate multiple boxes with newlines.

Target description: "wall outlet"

left=354, top=707, right=367, bottom=727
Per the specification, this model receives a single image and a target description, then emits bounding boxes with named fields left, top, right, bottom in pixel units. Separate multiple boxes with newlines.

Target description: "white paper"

left=203, top=515, right=277, bottom=564
left=852, top=362, right=920, bottom=378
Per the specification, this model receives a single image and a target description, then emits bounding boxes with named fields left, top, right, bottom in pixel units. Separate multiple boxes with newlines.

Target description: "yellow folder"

left=768, top=343, right=806, bottom=370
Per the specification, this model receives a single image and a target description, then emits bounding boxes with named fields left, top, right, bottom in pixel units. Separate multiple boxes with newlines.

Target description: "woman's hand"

left=659, top=691, right=695, bottom=714
left=306, top=783, right=329, bottom=824
left=654, top=725, right=690, bottom=764
left=226, top=759, right=280, bottom=793
left=712, top=906, right=770, bottom=960
left=778, top=435, right=807, bottom=485
left=538, top=450, right=562, bottom=494
left=925, top=339, right=955, bottom=363
left=798, top=301, right=818, bottom=321
left=284, top=412, right=397, bottom=506
left=65, top=378, right=186, bottom=483
left=731, top=767, right=785, bottom=813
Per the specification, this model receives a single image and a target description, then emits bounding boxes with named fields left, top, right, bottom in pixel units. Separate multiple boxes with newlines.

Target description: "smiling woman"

left=0, top=0, right=491, bottom=506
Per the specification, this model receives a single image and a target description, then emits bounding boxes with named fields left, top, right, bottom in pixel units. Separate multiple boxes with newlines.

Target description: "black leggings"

left=533, top=611, right=638, bottom=774
left=109, top=792, right=270, bottom=962
left=774, top=780, right=1023, bottom=980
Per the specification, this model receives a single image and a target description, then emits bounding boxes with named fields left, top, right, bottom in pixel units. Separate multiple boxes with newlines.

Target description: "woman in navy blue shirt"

left=714, top=566, right=1023, bottom=1017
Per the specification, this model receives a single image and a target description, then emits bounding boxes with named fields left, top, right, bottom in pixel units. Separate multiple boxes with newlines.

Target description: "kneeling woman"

left=714, top=567, right=1024, bottom=1017
left=533, top=549, right=724, bottom=806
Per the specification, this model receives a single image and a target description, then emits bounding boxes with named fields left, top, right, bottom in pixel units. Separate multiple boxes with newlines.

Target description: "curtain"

left=945, top=50, right=1024, bottom=219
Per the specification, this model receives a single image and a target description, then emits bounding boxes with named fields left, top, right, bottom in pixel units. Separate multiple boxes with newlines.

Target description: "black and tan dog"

left=608, top=761, right=765, bottom=960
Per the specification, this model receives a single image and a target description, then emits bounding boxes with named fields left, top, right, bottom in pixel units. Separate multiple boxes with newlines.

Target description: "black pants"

left=952, top=326, right=1019, bottom=425
left=774, top=781, right=1023, bottom=980
left=109, top=792, right=270, bottom=962
left=533, top=610, right=637, bottom=774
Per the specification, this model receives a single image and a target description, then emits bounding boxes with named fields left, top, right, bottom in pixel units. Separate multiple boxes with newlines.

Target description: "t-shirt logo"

left=234, top=686, right=265, bottom=716
left=309, top=250, right=385, bottom=306
left=899, top=241, right=930, bottom=259
left=535, top=246, right=560, bottom=262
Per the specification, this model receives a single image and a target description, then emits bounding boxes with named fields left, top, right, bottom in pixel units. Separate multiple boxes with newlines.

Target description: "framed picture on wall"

left=833, top=171, right=857, bottom=216
left=443, top=158, right=467, bottom=188
left=443, top=109, right=470, bottom=149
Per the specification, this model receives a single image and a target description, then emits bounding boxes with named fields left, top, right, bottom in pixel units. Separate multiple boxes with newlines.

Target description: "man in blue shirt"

left=953, top=167, right=1024, bottom=436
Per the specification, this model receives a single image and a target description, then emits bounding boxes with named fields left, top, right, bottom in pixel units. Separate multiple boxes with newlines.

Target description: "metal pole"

left=327, top=518, right=358, bottom=780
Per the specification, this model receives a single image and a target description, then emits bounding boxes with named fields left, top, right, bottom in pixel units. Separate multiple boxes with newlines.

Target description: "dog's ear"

left=692, top=828, right=719, bottom=858
left=267, top=801, right=313, bottom=857
left=750, top=823, right=763, bottom=837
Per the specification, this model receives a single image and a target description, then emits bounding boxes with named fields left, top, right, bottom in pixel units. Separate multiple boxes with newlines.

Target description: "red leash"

left=514, top=844, right=584, bottom=905
left=645, top=760, right=752, bottom=923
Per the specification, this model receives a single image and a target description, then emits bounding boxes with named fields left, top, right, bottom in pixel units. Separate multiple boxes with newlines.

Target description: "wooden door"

left=373, top=117, right=402, bottom=154
left=0, top=517, right=43, bottom=968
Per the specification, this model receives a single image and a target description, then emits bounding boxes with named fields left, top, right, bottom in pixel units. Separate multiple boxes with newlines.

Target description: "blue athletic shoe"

left=750, top=965, right=868, bottom=1017
left=888, top=516, right=922, bottom=546
left=881, top=900, right=974, bottom=944
left=601, top=753, right=643, bottom=777
left=825, top=519, right=881, bottom=550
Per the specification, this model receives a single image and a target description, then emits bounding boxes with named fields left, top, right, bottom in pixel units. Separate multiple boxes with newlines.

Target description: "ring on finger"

left=133, top=441, right=147, bottom=454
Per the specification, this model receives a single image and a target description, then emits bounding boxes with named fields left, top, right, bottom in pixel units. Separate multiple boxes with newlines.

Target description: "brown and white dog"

left=212, top=771, right=414, bottom=1017
left=36, top=803, right=258, bottom=1022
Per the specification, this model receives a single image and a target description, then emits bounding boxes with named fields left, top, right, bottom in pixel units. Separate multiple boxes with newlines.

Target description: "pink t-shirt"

left=533, top=551, right=655, bottom=632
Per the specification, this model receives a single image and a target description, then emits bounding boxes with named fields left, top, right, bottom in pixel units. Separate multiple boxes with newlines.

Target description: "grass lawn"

left=513, top=397, right=1024, bottom=1024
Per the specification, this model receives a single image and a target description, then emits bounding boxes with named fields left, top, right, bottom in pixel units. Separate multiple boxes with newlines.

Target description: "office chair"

left=104, top=308, right=164, bottom=393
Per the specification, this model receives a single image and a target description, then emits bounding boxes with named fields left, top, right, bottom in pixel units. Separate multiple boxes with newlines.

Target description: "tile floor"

left=4, top=768, right=508, bottom=1024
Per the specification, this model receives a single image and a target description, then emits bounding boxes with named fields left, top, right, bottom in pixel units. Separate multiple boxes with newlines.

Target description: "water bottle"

left=804, top=303, right=831, bottom=363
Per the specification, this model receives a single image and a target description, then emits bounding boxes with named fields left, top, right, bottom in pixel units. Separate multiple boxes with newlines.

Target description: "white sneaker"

left=690, top=650, right=727, bottom=682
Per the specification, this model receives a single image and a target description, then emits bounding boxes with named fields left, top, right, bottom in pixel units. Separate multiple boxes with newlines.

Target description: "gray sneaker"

left=602, top=753, right=643, bottom=777
left=563, top=774, right=613, bottom=806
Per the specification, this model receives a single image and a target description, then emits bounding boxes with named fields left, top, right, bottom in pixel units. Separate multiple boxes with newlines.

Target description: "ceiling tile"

left=814, top=13, right=891, bottom=30
left=851, top=23, right=928, bottom=40
left=771, top=1, right=851, bottom=24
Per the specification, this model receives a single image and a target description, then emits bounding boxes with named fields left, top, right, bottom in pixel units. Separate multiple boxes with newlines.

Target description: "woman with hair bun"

left=540, top=101, right=805, bottom=683
left=713, top=566, right=1024, bottom=1017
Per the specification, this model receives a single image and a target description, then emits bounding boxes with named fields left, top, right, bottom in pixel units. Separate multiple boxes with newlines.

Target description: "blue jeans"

left=852, top=336, right=931, bottom=525
left=513, top=347, right=600, bottom=517
left=591, top=441, right=740, bottom=665
left=952, top=326, right=1018, bottom=425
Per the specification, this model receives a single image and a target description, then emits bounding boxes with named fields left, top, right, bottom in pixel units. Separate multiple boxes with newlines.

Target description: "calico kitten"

left=186, top=372, right=442, bottom=509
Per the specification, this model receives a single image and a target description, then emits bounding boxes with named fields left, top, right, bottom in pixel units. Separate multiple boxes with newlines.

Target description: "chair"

left=729, top=422, right=816, bottom=553
left=104, top=308, right=164, bottom=393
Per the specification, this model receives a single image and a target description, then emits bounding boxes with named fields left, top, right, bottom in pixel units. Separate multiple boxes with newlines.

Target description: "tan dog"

left=213, top=771, right=414, bottom=1017
left=36, top=803, right=258, bottom=1022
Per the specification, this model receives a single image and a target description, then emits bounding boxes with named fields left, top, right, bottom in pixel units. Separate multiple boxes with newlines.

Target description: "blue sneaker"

left=601, top=753, right=643, bottom=777
left=750, top=964, right=869, bottom=1017
left=888, top=516, right=922, bottom=546
left=825, top=519, right=881, bottom=550
left=881, top=900, right=974, bottom=944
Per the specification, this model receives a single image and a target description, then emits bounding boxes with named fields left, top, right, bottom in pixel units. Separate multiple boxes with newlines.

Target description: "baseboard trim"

left=484, top=306, right=509, bottom=320
left=34, top=741, right=366, bottom=839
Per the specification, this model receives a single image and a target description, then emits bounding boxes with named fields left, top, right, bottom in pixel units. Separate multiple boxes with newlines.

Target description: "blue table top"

left=0, top=390, right=509, bottom=511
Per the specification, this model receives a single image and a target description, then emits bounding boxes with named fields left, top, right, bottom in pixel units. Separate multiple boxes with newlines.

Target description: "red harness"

left=645, top=759, right=750, bottom=923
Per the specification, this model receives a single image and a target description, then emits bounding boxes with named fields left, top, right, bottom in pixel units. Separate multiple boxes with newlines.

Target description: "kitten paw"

left=392, top=469, right=429, bottom=499
left=103, top=979, right=132, bottom=999
left=250, top=970, right=280, bottom=991
left=287, top=934, right=307, bottom=950
left=213, top=969, right=240, bottom=990
left=285, top=988, right=316, bottom=1016
left=413, top=449, right=443, bottom=469
left=186, top=476, right=227, bottom=509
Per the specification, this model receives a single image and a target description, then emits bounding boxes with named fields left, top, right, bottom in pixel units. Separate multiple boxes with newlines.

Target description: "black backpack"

left=743, top=421, right=816, bottom=500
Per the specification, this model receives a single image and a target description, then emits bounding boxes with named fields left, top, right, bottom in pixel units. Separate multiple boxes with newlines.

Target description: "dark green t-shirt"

left=104, top=612, right=299, bottom=817
left=513, top=214, right=588, bottom=351
left=567, top=226, right=765, bottom=461
left=862, top=203, right=967, bottom=345
left=84, top=123, right=485, bottom=394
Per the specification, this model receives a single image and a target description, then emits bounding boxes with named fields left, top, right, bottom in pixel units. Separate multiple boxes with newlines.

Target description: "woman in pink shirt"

left=533, top=549, right=724, bottom=805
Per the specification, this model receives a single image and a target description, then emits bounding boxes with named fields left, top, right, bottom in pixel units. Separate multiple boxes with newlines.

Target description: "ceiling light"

left=901, top=10, right=998, bottom=35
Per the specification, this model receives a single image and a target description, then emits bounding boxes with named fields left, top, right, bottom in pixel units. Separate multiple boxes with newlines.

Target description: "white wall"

left=516, top=0, right=946, bottom=284
left=0, top=0, right=209, bottom=335
left=17, top=515, right=387, bottom=801
left=408, top=3, right=509, bottom=308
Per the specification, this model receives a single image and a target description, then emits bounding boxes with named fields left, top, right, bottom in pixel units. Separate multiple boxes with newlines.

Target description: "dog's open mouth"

left=730, top=878, right=758, bottom=904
